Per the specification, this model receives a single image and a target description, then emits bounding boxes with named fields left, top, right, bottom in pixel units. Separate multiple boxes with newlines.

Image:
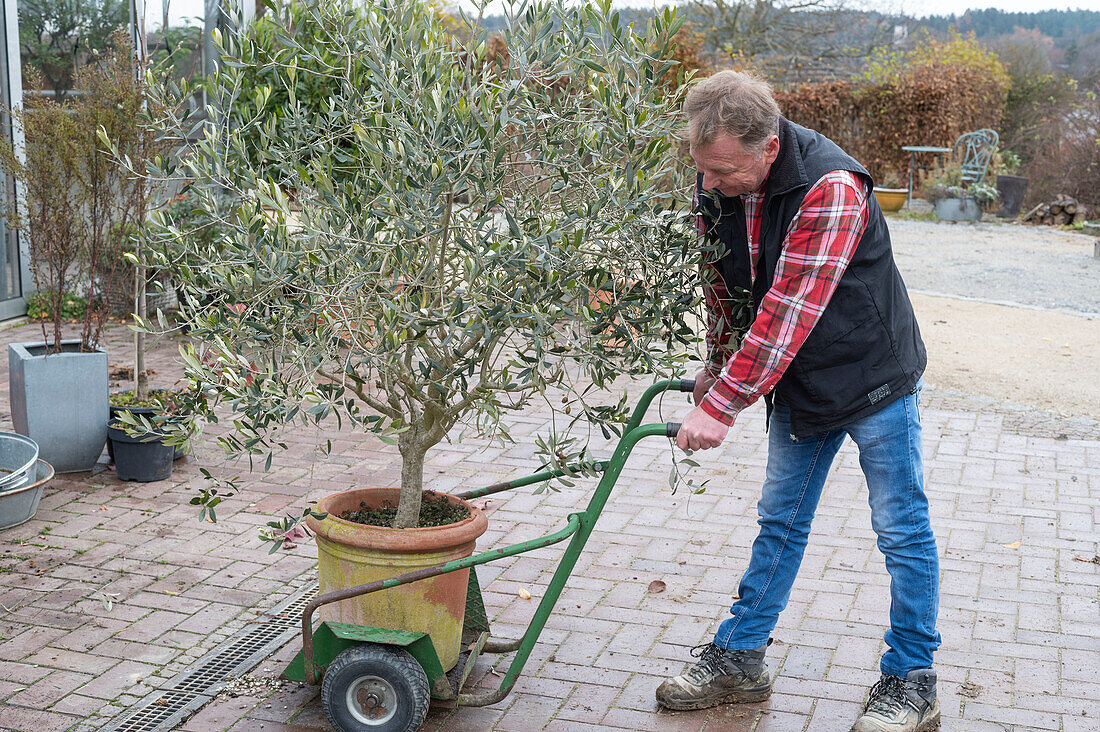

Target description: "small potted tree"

left=93, top=35, right=189, bottom=483
left=0, top=52, right=143, bottom=472
left=139, top=0, right=698, bottom=671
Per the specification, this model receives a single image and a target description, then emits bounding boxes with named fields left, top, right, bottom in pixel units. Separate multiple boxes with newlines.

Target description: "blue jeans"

left=713, top=384, right=941, bottom=677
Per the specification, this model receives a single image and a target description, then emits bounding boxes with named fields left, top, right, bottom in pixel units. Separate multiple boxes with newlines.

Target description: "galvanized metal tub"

left=0, top=432, right=39, bottom=492
left=0, top=460, right=54, bottom=530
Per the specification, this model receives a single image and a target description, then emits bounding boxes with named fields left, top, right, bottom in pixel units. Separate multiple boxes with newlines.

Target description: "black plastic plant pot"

left=996, top=174, right=1028, bottom=218
left=109, top=394, right=188, bottom=461
left=107, top=424, right=175, bottom=482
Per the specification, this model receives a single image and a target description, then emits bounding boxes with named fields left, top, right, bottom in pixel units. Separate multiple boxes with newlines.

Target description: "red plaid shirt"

left=699, top=170, right=869, bottom=425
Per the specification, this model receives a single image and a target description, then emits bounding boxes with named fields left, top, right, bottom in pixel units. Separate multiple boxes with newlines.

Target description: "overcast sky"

left=153, top=0, right=1097, bottom=30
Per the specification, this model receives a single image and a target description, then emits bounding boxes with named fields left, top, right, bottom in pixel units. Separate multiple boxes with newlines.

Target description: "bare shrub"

left=1025, top=87, right=1100, bottom=208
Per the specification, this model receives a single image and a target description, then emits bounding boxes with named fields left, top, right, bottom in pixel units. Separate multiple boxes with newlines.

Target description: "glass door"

left=0, top=0, right=27, bottom=320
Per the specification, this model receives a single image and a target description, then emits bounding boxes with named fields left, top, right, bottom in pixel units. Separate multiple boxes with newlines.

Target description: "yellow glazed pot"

left=306, top=488, right=488, bottom=671
left=873, top=187, right=908, bottom=214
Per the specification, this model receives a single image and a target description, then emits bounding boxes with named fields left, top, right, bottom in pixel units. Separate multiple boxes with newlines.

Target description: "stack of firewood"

left=1022, top=195, right=1090, bottom=226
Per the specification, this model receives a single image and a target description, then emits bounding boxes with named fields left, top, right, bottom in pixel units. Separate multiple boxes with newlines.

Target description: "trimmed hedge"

left=776, top=34, right=1010, bottom=183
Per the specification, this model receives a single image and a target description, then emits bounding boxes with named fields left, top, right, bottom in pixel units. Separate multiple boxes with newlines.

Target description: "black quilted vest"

left=698, top=118, right=926, bottom=438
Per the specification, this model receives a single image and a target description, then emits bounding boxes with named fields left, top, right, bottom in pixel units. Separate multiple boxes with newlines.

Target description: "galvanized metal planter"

left=934, top=196, right=982, bottom=222
left=8, top=341, right=109, bottom=473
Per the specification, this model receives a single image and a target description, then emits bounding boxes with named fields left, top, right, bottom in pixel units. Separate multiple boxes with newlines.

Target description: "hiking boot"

left=655, top=642, right=772, bottom=711
left=850, top=669, right=941, bottom=731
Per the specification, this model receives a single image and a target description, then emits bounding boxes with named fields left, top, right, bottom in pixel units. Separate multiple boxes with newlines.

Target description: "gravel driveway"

left=889, top=218, right=1099, bottom=316
left=884, top=216, right=1099, bottom=427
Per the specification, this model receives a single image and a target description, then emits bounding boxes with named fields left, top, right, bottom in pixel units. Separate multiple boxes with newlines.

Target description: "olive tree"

left=142, top=0, right=700, bottom=530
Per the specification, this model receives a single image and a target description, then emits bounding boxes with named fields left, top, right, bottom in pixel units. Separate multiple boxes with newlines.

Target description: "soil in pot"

left=339, top=493, right=470, bottom=528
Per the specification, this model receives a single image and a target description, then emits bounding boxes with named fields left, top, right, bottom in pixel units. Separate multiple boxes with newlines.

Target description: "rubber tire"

left=321, top=644, right=430, bottom=732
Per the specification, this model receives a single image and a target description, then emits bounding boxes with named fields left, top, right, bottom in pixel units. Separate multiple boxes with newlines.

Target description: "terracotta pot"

left=305, top=488, right=488, bottom=671
left=873, top=187, right=908, bottom=214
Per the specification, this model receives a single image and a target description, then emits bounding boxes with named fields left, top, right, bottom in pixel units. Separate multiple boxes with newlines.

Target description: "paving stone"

left=1, top=321, right=1096, bottom=731
left=0, top=625, right=69, bottom=662
left=49, top=692, right=112, bottom=718
left=180, top=694, right=264, bottom=731
left=113, top=609, right=192, bottom=643
left=5, top=670, right=94, bottom=710
left=74, top=660, right=157, bottom=701
left=0, top=705, right=82, bottom=732
left=554, top=681, right=622, bottom=724
left=89, top=638, right=182, bottom=665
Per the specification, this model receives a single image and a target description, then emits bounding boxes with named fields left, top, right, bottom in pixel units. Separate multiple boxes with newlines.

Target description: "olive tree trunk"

left=395, top=431, right=428, bottom=529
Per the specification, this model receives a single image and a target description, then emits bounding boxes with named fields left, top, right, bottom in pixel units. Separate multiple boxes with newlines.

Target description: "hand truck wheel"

left=320, top=643, right=430, bottom=732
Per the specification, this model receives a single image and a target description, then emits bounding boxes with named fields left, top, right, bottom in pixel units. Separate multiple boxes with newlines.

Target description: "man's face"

left=691, top=132, right=780, bottom=198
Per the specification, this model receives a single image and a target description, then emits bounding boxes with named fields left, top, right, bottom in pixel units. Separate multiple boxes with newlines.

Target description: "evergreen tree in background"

left=19, top=0, right=128, bottom=98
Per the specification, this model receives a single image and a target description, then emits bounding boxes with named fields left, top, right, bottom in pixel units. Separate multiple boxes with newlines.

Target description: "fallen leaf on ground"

left=282, top=525, right=309, bottom=542
left=1002, top=541, right=1022, bottom=549
left=517, top=588, right=532, bottom=600
left=470, top=499, right=495, bottom=514
left=648, top=580, right=666, bottom=594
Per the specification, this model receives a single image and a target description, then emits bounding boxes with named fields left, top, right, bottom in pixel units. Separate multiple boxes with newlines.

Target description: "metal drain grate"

left=103, top=690, right=207, bottom=732
left=266, top=585, right=317, bottom=627
left=101, top=581, right=317, bottom=732
left=170, top=621, right=290, bottom=694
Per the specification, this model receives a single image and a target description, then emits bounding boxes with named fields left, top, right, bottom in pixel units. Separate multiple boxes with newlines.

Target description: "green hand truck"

left=282, top=378, right=695, bottom=730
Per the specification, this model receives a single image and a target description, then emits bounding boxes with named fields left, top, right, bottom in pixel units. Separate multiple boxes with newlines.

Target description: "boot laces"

left=690, top=642, right=719, bottom=660
left=864, top=674, right=908, bottom=716
left=684, top=643, right=724, bottom=683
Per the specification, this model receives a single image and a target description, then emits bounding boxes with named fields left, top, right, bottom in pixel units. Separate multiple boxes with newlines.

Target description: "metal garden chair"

left=954, top=128, right=999, bottom=186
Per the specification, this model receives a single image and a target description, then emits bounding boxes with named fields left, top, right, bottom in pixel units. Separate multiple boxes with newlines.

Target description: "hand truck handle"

left=666, top=422, right=680, bottom=438
left=677, top=378, right=697, bottom=393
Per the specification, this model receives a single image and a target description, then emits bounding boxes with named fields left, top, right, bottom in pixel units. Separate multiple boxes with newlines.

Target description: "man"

left=655, top=70, right=941, bottom=732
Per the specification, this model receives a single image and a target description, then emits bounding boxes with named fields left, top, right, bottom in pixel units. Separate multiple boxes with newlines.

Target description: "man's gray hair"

left=683, top=70, right=781, bottom=153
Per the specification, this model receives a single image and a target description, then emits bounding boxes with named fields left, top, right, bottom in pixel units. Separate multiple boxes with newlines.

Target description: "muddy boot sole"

left=850, top=705, right=942, bottom=731
left=657, top=685, right=772, bottom=711
left=917, top=711, right=942, bottom=731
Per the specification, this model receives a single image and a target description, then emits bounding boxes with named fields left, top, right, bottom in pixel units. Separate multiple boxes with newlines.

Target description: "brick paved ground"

left=0, top=319, right=1097, bottom=732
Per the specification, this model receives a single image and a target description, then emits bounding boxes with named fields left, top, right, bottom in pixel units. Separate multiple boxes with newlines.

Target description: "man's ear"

left=763, top=135, right=780, bottom=164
